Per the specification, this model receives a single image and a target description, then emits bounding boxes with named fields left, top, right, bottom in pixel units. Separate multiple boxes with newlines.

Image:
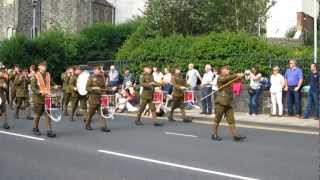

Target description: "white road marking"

left=0, top=131, right=45, bottom=141
left=98, top=149, right=260, bottom=180
left=165, top=132, right=198, bottom=138
left=193, top=120, right=318, bottom=135
left=118, top=113, right=317, bottom=135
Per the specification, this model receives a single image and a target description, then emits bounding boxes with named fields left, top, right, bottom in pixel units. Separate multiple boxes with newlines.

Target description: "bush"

left=0, top=22, right=137, bottom=82
left=117, top=31, right=314, bottom=76
left=77, top=22, right=138, bottom=62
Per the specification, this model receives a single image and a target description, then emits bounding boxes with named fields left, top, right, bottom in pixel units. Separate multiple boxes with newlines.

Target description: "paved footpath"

left=0, top=109, right=318, bottom=180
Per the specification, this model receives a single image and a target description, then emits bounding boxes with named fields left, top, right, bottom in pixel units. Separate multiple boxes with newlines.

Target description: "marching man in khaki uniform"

left=212, top=65, right=246, bottom=142
left=31, top=61, right=58, bottom=138
left=61, top=67, right=73, bottom=115
left=9, top=64, right=20, bottom=109
left=168, top=67, right=192, bottom=123
left=0, top=65, right=10, bottom=129
left=135, top=66, right=164, bottom=127
left=85, top=65, right=111, bottom=132
left=70, top=66, right=87, bottom=121
left=14, top=69, right=33, bottom=120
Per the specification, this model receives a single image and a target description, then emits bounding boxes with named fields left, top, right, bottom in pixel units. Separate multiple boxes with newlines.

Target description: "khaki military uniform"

left=0, top=72, right=9, bottom=128
left=30, top=72, right=54, bottom=130
left=0, top=76, right=7, bottom=113
left=214, top=74, right=237, bottom=126
left=61, top=73, right=72, bottom=113
left=8, top=71, right=17, bottom=107
left=14, top=74, right=31, bottom=118
left=136, top=73, right=163, bottom=124
left=85, top=74, right=109, bottom=128
left=169, top=74, right=189, bottom=121
left=70, top=74, right=87, bottom=118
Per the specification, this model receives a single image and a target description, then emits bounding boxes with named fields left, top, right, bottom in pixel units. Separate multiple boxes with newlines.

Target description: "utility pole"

left=32, top=0, right=38, bottom=38
left=314, top=0, right=318, bottom=63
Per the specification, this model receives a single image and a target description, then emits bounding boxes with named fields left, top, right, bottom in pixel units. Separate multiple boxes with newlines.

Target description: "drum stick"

left=200, top=77, right=240, bottom=101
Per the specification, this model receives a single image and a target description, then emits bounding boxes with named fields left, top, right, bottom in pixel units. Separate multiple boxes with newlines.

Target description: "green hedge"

left=117, top=31, right=315, bottom=76
left=0, top=23, right=137, bottom=82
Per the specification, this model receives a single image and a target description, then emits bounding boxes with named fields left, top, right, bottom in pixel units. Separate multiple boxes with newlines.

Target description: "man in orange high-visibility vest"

left=31, top=61, right=57, bottom=138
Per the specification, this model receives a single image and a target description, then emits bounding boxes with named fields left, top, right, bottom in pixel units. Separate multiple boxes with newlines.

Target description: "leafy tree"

left=143, top=0, right=275, bottom=36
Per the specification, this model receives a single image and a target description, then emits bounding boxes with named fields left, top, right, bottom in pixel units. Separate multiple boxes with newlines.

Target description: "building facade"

left=0, top=0, right=114, bottom=39
left=266, top=0, right=319, bottom=40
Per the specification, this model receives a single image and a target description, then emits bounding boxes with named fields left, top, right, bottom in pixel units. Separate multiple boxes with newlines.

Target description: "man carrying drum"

left=85, top=65, right=111, bottom=132
left=135, top=66, right=164, bottom=126
left=31, top=61, right=58, bottom=138
left=168, top=67, right=192, bottom=123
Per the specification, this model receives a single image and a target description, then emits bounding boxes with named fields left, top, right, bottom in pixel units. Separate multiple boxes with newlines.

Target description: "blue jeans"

left=287, top=86, right=301, bottom=116
left=162, top=84, right=173, bottom=95
left=201, top=87, right=212, bottom=114
left=303, top=91, right=319, bottom=118
left=248, top=89, right=260, bottom=114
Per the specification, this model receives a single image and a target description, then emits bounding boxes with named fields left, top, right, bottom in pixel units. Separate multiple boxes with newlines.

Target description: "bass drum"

left=77, top=70, right=90, bottom=96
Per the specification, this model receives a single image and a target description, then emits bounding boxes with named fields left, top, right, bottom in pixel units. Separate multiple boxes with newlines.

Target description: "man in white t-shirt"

left=186, top=64, right=201, bottom=90
left=152, top=67, right=164, bottom=85
left=200, top=64, right=214, bottom=114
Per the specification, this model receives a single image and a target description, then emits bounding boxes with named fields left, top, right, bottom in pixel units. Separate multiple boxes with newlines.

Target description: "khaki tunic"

left=214, top=74, right=238, bottom=125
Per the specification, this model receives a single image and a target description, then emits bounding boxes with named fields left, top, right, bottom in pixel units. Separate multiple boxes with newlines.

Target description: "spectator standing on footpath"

left=284, top=59, right=303, bottom=118
left=270, top=66, right=285, bottom=117
left=246, top=67, right=262, bottom=116
left=162, top=67, right=173, bottom=94
left=200, top=64, right=214, bottom=115
left=186, top=64, right=202, bottom=108
left=186, top=64, right=202, bottom=90
left=152, top=67, right=164, bottom=84
left=303, top=64, right=319, bottom=120
left=108, top=65, right=120, bottom=87
left=122, top=68, right=135, bottom=89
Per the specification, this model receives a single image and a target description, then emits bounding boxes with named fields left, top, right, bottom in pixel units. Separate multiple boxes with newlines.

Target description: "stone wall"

left=0, top=0, right=18, bottom=39
left=16, top=0, right=41, bottom=37
left=92, top=0, right=113, bottom=24
left=194, top=87, right=310, bottom=115
left=232, top=87, right=309, bottom=115
left=0, top=0, right=114, bottom=39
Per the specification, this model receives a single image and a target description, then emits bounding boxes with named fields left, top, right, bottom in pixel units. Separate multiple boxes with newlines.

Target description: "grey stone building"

left=0, top=0, right=114, bottom=40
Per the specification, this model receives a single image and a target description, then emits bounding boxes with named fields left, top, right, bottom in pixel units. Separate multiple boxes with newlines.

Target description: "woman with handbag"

left=246, top=67, right=262, bottom=116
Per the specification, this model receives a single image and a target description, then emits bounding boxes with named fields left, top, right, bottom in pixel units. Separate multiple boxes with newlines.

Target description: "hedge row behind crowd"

left=0, top=22, right=318, bottom=82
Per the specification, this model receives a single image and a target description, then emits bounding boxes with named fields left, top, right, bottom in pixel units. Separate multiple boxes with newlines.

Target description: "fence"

left=86, top=56, right=319, bottom=78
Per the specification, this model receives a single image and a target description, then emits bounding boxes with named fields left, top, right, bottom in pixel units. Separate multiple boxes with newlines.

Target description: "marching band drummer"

left=14, top=69, right=33, bottom=120
left=31, top=61, right=58, bottom=138
left=135, top=66, right=164, bottom=127
left=0, top=64, right=10, bottom=129
left=85, top=65, right=111, bottom=132
left=70, top=66, right=87, bottom=121
left=168, top=67, right=192, bottom=123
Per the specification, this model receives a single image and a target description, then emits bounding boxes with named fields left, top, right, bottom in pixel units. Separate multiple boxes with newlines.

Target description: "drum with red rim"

left=184, top=91, right=194, bottom=103
left=44, top=94, right=62, bottom=122
left=45, top=95, right=61, bottom=110
left=100, top=94, right=116, bottom=119
left=44, top=95, right=52, bottom=110
left=153, top=90, right=163, bottom=104
left=100, top=95, right=116, bottom=108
